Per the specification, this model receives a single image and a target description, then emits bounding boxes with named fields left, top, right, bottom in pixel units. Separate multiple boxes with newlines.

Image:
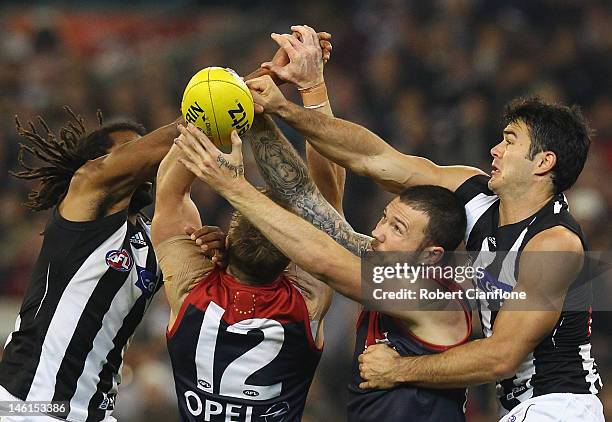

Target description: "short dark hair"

left=226, top=189, right=290, bottom=284
left=398, top=185, right=466, bottom=251
left=502, top=97, right=592, bottom=194
left=11, top=107, right=146, bottom=211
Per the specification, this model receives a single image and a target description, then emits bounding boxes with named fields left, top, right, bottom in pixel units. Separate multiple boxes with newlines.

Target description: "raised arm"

left=151, top=144, right=202, bottom=246
left=61, top=53, right=338, bottom=221
left=151, top=143, right=217, bottom=326
left=256, top=25, right=342, bottom=325
left=304, top=107, right=346, bottom=212
left=245, top=114, right=371, bottom=256
left=60, top=119, right=181, bottom=220
left=260, top=25, right=345, bottom=211
left=247, top=76, right=486, bottom=194
left=176, top=125, right=367, bottom=302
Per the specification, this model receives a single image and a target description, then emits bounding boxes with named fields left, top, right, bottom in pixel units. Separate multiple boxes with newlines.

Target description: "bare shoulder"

left=286, top=263, right=332, bottom=320
left=67, top=157, right=106, bottom=190
left=517, top=226, right=584, bottom=298
left=436, top=164, right=488, bottom=192
left=524, top=226, right=584, bottom=253
left=58, top=156, right=124, bottom=220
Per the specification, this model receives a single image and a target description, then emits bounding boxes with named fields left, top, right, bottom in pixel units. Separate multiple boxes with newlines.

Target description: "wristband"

left=304, top=101, right=328, bottom=109
left=299, top=81, right=328, bottom=108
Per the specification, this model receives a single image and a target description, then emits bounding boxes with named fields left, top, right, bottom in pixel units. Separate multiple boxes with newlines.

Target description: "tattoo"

left=247, top=115, right=372, bottom=256
left=217, top=154, right=244, bottom=178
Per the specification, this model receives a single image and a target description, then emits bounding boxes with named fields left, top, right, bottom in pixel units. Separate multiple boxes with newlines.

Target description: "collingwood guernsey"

left=0, top=207, right=162, bottom=421
left=456, top=175, right=602, bottom=412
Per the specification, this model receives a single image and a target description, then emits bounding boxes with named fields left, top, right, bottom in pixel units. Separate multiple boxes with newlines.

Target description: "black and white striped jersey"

left=456, top=175, right=602, bottom=412
left=0, top=207, right=162, bottom=422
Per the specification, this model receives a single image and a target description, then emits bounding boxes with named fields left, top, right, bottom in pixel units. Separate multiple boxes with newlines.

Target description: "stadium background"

left=1, top=1, right=612, bottom=420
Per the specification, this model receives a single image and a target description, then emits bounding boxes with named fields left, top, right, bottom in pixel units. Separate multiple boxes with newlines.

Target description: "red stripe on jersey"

left=361, top=277, right=472, bottom=352
left=400, top=276, right=473, bottom=351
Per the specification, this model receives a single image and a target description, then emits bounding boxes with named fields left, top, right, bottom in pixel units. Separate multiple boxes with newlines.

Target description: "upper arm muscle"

left=70, top=121, right=178, bottom=209
left=365, top=147, right=486, bottom=193
left=489, top=226, right=584, bottom=370
left=152, top=196, right=201, bottom=247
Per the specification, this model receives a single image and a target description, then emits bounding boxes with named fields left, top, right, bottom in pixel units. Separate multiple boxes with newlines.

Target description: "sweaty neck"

left=498, top=186, right=554, bottom=226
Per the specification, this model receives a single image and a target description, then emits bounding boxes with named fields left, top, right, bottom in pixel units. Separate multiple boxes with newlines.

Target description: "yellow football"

left=181, top=67, right=254, bottom=153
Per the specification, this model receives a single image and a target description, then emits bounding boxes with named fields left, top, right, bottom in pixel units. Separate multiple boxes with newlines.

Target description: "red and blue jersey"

left=348, top=278, right=471, bottom=422
left=167, top=268, right=321, bottom=422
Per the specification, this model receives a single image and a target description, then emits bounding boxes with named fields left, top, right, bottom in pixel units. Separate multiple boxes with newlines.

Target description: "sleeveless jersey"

left=166, top=268, right=321, bottom=422
left=0, top=207, right=162, bottom=421
left=456, top=175, right=602, bottom=411
left=347, top=278, right=471, bottom=421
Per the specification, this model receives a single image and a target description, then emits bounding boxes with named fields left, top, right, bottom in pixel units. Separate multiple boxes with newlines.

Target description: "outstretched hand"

left=174, top=123, right=246, bottom=194
left=262, top=25, right=328, bottom=89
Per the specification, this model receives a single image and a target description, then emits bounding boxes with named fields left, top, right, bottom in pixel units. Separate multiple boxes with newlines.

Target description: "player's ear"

left=419, top=246, right=444, bottom=266
left=534, top=150, right=556, bottom=176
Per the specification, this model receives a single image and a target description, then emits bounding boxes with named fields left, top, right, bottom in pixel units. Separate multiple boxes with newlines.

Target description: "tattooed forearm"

left=247, top=115, right=372, bottom=256
left=217, top=155, right=244, bottom=178
left=293, top=188, right=373, bottom=256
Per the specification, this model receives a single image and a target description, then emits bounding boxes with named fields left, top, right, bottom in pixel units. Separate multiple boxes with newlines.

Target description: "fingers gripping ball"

left=181, top=67, right=254, bottom=153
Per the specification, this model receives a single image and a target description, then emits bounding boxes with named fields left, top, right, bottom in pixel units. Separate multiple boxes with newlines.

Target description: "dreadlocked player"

left=0, top=107, right=187, bottom=422
left=0, top=35, right=333, bottom=422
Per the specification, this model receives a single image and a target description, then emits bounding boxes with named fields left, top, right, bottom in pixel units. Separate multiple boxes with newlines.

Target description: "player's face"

left=488, top=120, right=536, bottom=194
left=370, top=198, right=429, bottom=253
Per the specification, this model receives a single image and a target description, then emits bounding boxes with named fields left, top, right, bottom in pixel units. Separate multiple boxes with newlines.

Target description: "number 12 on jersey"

left=195, top=301, right=285, bottom=400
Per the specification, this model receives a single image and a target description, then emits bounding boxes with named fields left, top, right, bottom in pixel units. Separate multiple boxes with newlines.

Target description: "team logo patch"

left=105, top=249, right=133, bottom=272
left=135, top=265, right=156, bottom=297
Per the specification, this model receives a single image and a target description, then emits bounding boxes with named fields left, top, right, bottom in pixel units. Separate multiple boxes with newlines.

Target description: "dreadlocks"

left=10, top=106, right=146, bottom=211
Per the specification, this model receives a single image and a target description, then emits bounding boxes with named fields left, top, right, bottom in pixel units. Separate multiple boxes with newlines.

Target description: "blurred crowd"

left=1, top=1, right=612, bottom=421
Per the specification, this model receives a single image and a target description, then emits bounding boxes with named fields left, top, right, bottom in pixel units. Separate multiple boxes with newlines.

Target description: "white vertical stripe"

left=138, top=217, right=151, bottom=238
left=498, top=225, right=530, bottom=289
left=26, top=223, right=128, bottom=403
left=4, top=314, right=21, bottom=349
left=195, top=301, right=225, bottom=394
left=473, top=237, right=495, bottom=336
left=132, top=242, right=150, bottom=267
left=464, top=193, right=499, bottom=242
left=480, top=308, right=493, bottom=337
left=34, top=264, right=51, bottom=320
left=67, top=259, right=144, bottom=421
left=579, top=343, right=602, bottom=394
